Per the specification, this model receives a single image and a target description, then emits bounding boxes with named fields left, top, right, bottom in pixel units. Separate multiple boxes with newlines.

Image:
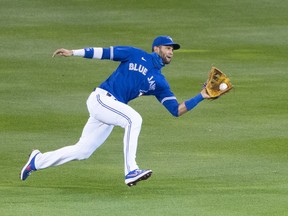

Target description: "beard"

left=159, top=50, right=172, bottom=64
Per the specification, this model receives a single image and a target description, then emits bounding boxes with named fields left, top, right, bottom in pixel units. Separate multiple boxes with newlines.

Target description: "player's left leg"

left=90, top=90, right=152, bottom=186
left=90, top=92, right=142, bottom=175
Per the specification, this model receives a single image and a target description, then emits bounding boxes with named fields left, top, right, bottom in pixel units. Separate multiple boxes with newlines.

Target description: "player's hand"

left=52, top=48, right=73, bottom=57
left=200, top=88, right=211, bottom=99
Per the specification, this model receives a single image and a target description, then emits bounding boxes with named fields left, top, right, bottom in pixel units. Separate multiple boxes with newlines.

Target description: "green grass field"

left=1, top=0, right=287, bottom=215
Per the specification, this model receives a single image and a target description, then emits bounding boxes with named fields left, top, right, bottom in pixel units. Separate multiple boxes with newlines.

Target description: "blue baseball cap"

left=152, top=36, right=180, bottom=51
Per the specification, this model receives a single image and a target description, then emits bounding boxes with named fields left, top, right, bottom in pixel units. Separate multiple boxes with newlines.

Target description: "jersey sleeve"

left=160, top=97, right=179, bottom=117
left=101, top=46, right=135, bottom=62
left=80, top=46, right=140, bottom=62
left=154, top=81, right=179, bottom=117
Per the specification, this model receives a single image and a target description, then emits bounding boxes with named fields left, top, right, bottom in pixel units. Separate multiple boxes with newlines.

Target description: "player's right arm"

left=52, top=48, right=73, bottom=57
left=52, top=47, right=134, bottom=61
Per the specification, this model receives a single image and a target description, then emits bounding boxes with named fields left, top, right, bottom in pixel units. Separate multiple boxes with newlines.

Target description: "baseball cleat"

left=125, top=169, right=152, bottom=187
left=20, top=149, right=40, bottom=181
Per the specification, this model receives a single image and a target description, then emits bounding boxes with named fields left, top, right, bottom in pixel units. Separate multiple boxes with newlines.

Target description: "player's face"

left=156, top=45, right=174, bottom=64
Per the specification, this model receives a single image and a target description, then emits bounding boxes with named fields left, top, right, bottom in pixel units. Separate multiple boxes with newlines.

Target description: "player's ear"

left=153, top=46, right=160, bottom=53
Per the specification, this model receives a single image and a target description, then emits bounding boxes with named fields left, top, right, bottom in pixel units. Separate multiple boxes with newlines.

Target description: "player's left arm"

left=177, top=88, right=210, bottom=116
left=161, top=93, right=204, bottom=117
left=157, top=82, right=210, bottom=117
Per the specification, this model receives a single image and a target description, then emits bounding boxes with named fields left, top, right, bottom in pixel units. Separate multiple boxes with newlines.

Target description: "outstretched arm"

left=178, top=88, right=210, bottom=116
left=162, top=88, right=211, bottom=117
left=52, top=46, right=134, bottom=61
left=52, top=48, right=73, bottom=57
left=52, top=47, right=105, bottom=59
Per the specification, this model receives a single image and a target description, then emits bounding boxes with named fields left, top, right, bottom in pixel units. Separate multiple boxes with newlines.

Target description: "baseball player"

left=20, top=36, right=211, bottom=186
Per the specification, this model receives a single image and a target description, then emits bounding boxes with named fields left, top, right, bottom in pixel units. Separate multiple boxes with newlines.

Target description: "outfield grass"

left=1, top=0, right=287, bottom=215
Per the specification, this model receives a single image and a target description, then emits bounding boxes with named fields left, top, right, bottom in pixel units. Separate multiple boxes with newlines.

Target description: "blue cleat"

left=125, top=169, right=152, bottom=187
left=20, top=150, right=40, bottom=181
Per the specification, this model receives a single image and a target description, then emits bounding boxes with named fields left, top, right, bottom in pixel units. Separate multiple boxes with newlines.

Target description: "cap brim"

left=172, top=43, right=180, bottom=50
left=163, top=43, right=180, bottom=50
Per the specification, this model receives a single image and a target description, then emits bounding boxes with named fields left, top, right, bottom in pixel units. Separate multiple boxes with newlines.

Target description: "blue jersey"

left=85, top=46, right=180, bottom=116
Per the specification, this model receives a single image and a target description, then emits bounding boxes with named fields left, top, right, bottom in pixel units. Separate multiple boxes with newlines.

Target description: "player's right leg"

left=20, top=149, right=40, bottom=181
left=20, top=117, right=113, bottom=180
left=33, top=118, right=113, bottom=170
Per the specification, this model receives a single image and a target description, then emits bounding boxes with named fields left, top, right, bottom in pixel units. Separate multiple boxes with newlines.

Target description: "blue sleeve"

left=84, top=48, right=94, bottom=58
left=161, top=94, right=204, bottom=117
left=102, top=48, right=111, bottom=59
left=162, top=98, right=179, bottom=117
left=153, top=77, right=179, bottom=117
left=184, top=94, right=204, bottom=110
left=101, top=46, right=135, bottom=61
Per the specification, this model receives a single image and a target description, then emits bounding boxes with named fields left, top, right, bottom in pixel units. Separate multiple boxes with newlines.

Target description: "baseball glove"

left=205, top=67, right=233, bottom=99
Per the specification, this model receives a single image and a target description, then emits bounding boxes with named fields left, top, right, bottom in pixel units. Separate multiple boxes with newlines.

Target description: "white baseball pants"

left=34, top=88, right=142, bottom=175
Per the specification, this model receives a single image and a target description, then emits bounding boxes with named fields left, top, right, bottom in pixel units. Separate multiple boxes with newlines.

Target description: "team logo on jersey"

left=138, top=76, right=156, bottom=97
left=148, top=76, right=156, bottom=91
left=129, top=63, right=148, bottom=76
